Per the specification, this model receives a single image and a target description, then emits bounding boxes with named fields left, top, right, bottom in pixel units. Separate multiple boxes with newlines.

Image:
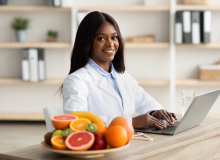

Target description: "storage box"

left=182, top=0, right=209, bottom=5
left=127, top=35, right=155, bottom=43
left=199, top=65, right=220, bottom=81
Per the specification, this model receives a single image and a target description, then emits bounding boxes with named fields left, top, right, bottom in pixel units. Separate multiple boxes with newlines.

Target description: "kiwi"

left=62, top=128, right=73, bottom=137
left=44, top=132, right=53, bottom=145
left=86, top=123, right=98, bottom=133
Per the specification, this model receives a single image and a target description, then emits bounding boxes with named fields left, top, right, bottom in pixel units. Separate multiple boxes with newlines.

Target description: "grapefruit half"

left=65, top=131, right=95, bottom=151
left=51, top=115, right=78, bottom=130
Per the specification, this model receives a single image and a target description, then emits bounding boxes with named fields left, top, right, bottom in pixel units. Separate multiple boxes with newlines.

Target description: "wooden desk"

left=1, top=117, right=220, bottom=160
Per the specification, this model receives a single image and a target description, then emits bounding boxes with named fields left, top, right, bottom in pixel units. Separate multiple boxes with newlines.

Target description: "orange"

left=108, top=117, right=134, bottom=143
left=104, top=125, right=127, bottom=148
left=93, top=121, right=107, bottom=136
left=69, top=118, right=91, bottom=131
left=51, top=135, right=68, bottom=150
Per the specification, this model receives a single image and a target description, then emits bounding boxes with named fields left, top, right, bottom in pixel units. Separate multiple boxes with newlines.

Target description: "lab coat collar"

left=88, top=58, right=116, bottom=79
left=85, top=63, right=103, bottom=81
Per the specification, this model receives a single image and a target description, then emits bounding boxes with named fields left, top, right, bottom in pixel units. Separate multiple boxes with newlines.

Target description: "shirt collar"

left=88, top=58, right=116, bottom=78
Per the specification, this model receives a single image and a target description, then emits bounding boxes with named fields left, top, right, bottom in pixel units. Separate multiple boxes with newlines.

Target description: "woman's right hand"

left=132, top=113, right=166, bottom=129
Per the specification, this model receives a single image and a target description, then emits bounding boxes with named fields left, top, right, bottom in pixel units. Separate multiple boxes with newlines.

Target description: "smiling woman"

left=60, top=11, right=177, bottom=128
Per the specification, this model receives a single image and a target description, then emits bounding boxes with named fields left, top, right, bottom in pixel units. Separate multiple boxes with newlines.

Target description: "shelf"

left=125, top=42, right=169, bottom=49
left=136, top=78, right=169, bottom=86
left=0, top=42, right=72, bottom=49
left=176, top=5, right=220, bottom=11
left=2, top=78, right=220, bottom=86
left=0, top=78, right=169, bottom=86
left=1, top=42, right=219, bottom=49
left=176, top=42, right=220, bottom=49
left=78, top=5, right=169, bottom=11
left=0, top=78, right=65, bottom=85
left=0, top=6, right=71, bottom=11
left=0, top=112, right=45, bottom=121
left=0, top=42, right=168, bottom=49
left=176, top=79, right=220, bottom=86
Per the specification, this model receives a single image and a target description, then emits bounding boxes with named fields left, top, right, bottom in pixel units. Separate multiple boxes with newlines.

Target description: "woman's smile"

left=102, top=49, right=115, bottom=54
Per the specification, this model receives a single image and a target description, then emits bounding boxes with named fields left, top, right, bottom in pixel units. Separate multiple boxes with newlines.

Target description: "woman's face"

left=91, top=22, right=119, bottom=67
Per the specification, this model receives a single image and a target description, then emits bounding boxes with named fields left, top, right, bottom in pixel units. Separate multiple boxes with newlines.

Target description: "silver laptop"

left=135, top=89, right=220, bottom=135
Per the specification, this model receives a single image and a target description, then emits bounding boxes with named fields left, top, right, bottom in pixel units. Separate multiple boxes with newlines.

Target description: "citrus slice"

left=69, top=118, right=91, bottom=131
left=65, top=131, right=95, bottom=151
left=51, top=114, right=78, bottom=130
left=51, top=135, right=68, bottom=150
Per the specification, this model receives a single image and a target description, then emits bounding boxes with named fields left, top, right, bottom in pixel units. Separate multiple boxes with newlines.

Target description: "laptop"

left=135, top=89, right=220, bottom=135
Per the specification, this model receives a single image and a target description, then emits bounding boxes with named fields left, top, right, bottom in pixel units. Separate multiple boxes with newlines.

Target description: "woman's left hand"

left=152, top=109, right=177, bottom=125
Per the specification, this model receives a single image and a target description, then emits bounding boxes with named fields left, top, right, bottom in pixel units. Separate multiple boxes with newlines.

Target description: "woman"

left=61, top=11, right=177, bottom=129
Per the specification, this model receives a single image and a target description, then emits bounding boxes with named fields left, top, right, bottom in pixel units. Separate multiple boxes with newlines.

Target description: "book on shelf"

left=45, top=0, right=53, bottom=6
left=38, top=49, right=46, bottom=81
left=21, top=48, right=46, bottom=82
left=21, top=49, right=30, bottom=81
left=46, top=0, right=72, bottom=8
left=175, top=11, right=183, bottom=44
left=192, top=11, right=201, bottom=44
left=29, top=48, right=39, bottom=82
left=175, top=10, right=212, bottom=45
left=183, top=11, right=191, bottom=44
left=201, top=11, right=211, bottom=43
left=53, top=0, right=61, bottom=7
left=61, top=0, right=72, bottom=7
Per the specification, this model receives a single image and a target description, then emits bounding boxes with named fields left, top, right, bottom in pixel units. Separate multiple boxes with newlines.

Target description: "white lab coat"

left=63, top=63, right=164, bottom=126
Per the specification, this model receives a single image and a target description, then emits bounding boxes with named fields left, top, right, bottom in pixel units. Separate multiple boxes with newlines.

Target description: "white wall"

left=0, top=0, right=220, bottom=115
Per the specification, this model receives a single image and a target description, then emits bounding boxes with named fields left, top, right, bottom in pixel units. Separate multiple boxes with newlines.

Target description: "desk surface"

left=1, top=117, right=220, bottom=160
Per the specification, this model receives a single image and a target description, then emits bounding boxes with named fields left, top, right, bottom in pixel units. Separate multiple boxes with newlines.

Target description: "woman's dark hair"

left=58, top=11, right=125, bottom=95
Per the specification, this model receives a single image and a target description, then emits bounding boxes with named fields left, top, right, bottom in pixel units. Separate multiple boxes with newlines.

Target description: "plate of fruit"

left=41, top=111, right=133, bottom=158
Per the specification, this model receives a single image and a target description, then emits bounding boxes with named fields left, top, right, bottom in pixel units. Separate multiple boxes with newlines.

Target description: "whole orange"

left=93, top=122, right=107, bottom=136
left=104, top=125, right=127, bottom=148
left=108, top=117, right=134, bottom=143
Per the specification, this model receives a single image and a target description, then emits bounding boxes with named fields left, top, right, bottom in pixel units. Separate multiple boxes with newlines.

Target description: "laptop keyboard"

left=151, top=121, right=180, bottom=134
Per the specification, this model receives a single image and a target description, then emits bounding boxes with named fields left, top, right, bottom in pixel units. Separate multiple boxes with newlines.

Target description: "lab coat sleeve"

left=63, top=74, right=89, bottom=114
left=131, top=76, right=164, bottom=115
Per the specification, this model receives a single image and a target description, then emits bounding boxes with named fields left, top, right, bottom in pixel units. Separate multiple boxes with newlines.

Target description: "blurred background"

left=1, top=0, right=220, bottom=153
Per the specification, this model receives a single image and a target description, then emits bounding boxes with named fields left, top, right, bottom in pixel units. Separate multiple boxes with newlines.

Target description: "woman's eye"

left=98, top=37, right=104, bottom=41
left=112, top=36, right=118, bottom=40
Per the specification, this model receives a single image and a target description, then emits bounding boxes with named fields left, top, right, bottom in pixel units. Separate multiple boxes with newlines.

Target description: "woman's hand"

left=152, top=109, right=177, bottom=125
left=132, top=113, right=166, bottom=129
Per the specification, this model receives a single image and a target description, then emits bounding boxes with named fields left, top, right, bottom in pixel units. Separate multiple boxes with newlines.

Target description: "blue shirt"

left=88, top=58, right=123, bottom=110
